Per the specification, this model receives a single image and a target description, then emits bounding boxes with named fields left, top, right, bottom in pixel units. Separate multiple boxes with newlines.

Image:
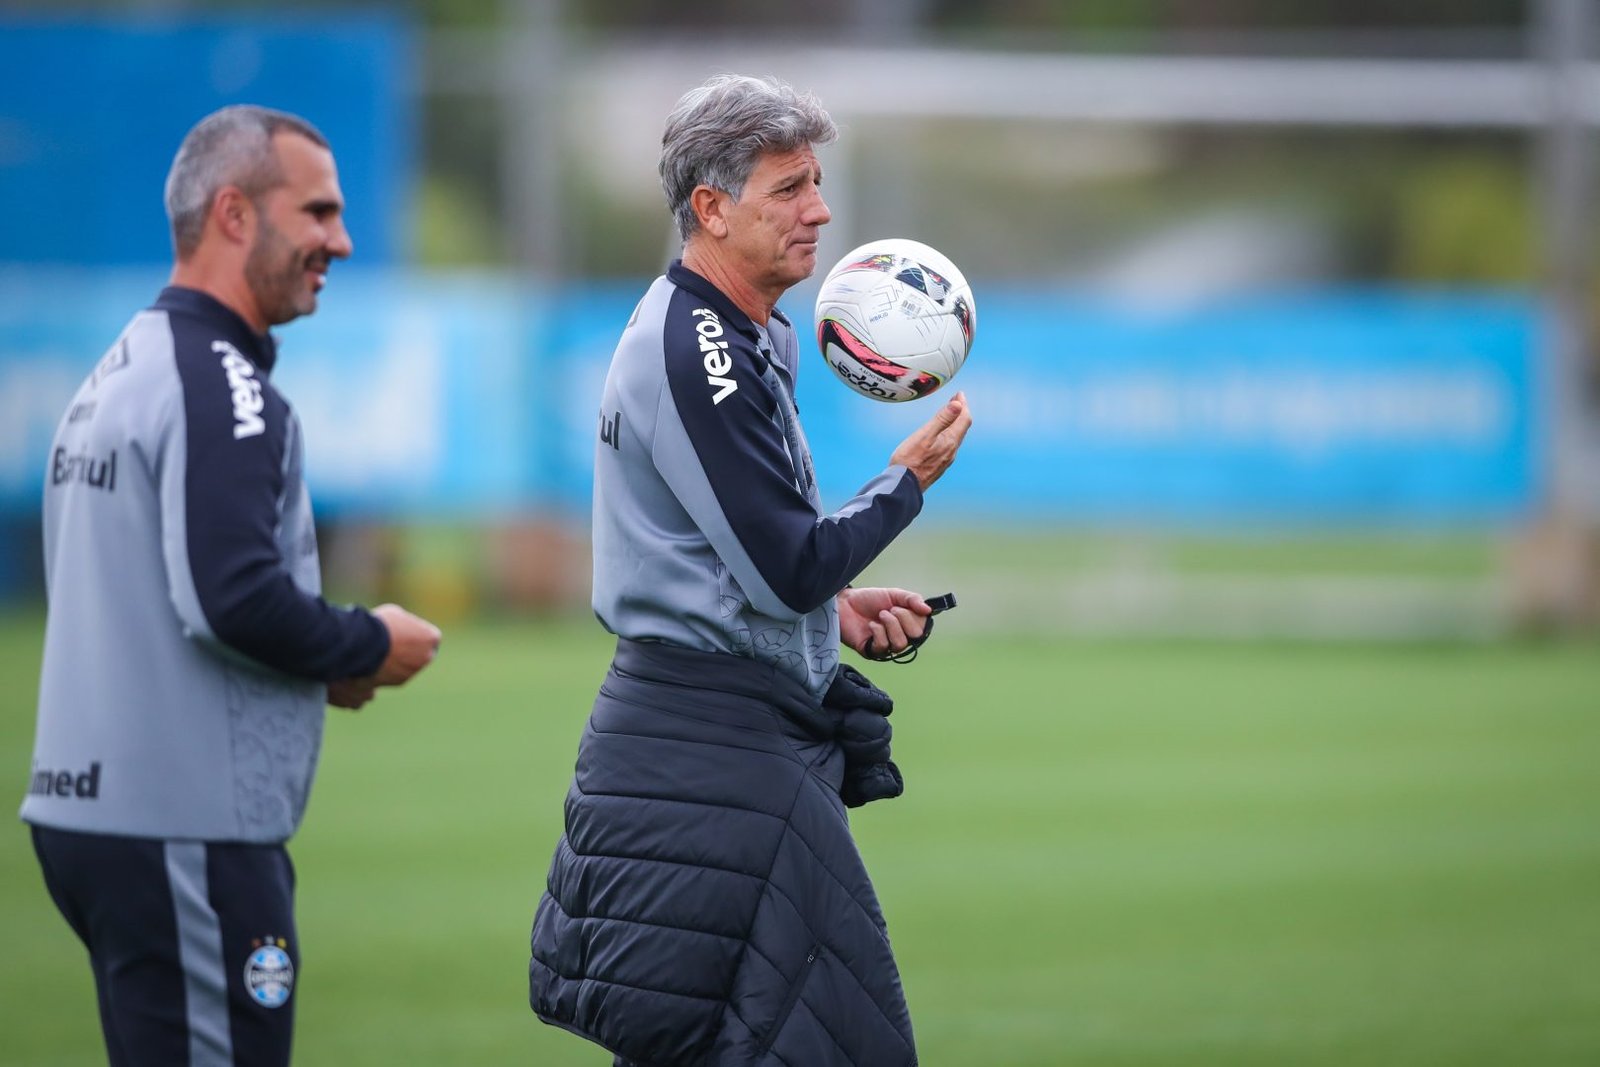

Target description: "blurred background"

left=3, top=0, right=1598, bottom=638
left=3, top=3, right=1599, bottom=1066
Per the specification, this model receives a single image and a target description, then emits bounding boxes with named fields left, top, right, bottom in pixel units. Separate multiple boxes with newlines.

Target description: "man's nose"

left=807, top=189, right=832, bottom=226
left=327, top=220, right=354, bottom=259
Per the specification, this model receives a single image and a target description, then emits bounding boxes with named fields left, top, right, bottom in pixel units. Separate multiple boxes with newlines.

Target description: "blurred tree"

left=414, top=171, right=508, bottom=265
left=1391, top=150, right=1533, bottom=283
left=413, top=0, right=503, bottom=27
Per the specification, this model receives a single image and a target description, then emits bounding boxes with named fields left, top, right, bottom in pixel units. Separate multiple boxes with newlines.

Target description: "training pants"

left=31, top=825, right=298, bottom=1067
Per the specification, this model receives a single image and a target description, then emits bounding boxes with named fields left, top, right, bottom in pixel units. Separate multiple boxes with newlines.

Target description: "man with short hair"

left=22, top=104, right=442, bottom=1067
left=529, top=73, right=972, bottom=1066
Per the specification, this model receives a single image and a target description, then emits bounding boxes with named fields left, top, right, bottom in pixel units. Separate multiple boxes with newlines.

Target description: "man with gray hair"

left=22, top=105, right=441, bottom=1066
left=529, top=74, right=971, bottom=1066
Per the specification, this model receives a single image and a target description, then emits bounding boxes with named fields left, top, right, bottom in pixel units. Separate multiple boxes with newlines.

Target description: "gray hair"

left=164, top=105, right=329, bottom=258
left=659, top=73, right=837, bottom=242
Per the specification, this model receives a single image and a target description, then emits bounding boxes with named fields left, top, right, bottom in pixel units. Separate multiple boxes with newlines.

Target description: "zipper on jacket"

left=755, top=943, right=821, bottom=1058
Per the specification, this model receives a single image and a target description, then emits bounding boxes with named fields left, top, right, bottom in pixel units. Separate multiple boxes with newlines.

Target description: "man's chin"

left=783, top=253, right=819, bottom=286
left=262, top=294, right=319, bottom=329
left=290, top=287, right=321, bottom=318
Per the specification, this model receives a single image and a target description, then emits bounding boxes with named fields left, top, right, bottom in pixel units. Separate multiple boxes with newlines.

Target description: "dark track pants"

left=31, top=825, right=298, bottom=1067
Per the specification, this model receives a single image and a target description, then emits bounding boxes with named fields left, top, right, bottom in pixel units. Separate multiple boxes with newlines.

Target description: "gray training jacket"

left=590, top=261, right=923, bottom=697
left=21, top=287, right=389, bottom=843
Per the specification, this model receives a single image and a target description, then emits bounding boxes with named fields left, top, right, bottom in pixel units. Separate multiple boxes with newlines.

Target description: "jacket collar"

left=669, top=260, right=780, bottom=342
left=667, top=260, right=799, bottom=374
left=154, top=286, right=279, bottom=374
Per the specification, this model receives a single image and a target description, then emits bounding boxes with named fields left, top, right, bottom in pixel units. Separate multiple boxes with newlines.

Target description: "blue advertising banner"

left=794, top=290, right=1544, bottom=526
left=0, top=14, right=414, bottom=265
left=0, top=272, right=1543, bottom=528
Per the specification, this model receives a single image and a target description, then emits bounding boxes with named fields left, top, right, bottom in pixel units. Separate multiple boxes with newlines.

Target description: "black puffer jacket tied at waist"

left=528, top=639, right=917, bottom=1067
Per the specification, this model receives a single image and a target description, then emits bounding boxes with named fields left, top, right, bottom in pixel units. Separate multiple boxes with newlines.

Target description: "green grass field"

left=2, top=610, right=1598, bottom=1065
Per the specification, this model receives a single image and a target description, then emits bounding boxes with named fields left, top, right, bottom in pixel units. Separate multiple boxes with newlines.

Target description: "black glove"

left=823, top=662, right=894, bottom=714
left=840, top=758, right=903, bottom=809
left=824, top=664, right=904, bottom=807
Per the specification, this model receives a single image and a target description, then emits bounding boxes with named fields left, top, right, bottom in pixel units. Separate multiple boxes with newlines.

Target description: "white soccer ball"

left=814, top=237, right=976, bottom=403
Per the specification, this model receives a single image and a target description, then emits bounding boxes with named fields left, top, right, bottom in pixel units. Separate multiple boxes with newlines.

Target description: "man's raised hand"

left=889, top=391, right=972, bottom=491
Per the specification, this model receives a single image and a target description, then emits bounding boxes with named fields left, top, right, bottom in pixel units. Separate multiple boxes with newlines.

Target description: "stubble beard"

left=245, top=216, right=317, bottom=327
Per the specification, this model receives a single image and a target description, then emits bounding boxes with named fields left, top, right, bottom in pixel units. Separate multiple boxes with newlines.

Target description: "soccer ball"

left=814, top=238, right=976, bottom=403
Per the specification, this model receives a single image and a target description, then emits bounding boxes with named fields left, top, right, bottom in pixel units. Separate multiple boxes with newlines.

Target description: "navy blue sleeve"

left=662, top=294, right=922, bottom=615
left=170, top=320, right=389, bottom=681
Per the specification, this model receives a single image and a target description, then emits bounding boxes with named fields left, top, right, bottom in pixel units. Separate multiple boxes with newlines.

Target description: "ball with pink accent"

left=814, top=237, right=976, bottom=403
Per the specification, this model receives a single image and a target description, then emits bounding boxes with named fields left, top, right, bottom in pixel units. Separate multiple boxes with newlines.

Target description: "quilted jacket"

left=529, top=639, right=917, bottom=1066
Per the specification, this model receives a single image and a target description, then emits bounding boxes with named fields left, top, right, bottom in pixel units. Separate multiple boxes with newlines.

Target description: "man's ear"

left=690, top=185, right=729, bottom=239
left=210, top=186, right=255, bottom=245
